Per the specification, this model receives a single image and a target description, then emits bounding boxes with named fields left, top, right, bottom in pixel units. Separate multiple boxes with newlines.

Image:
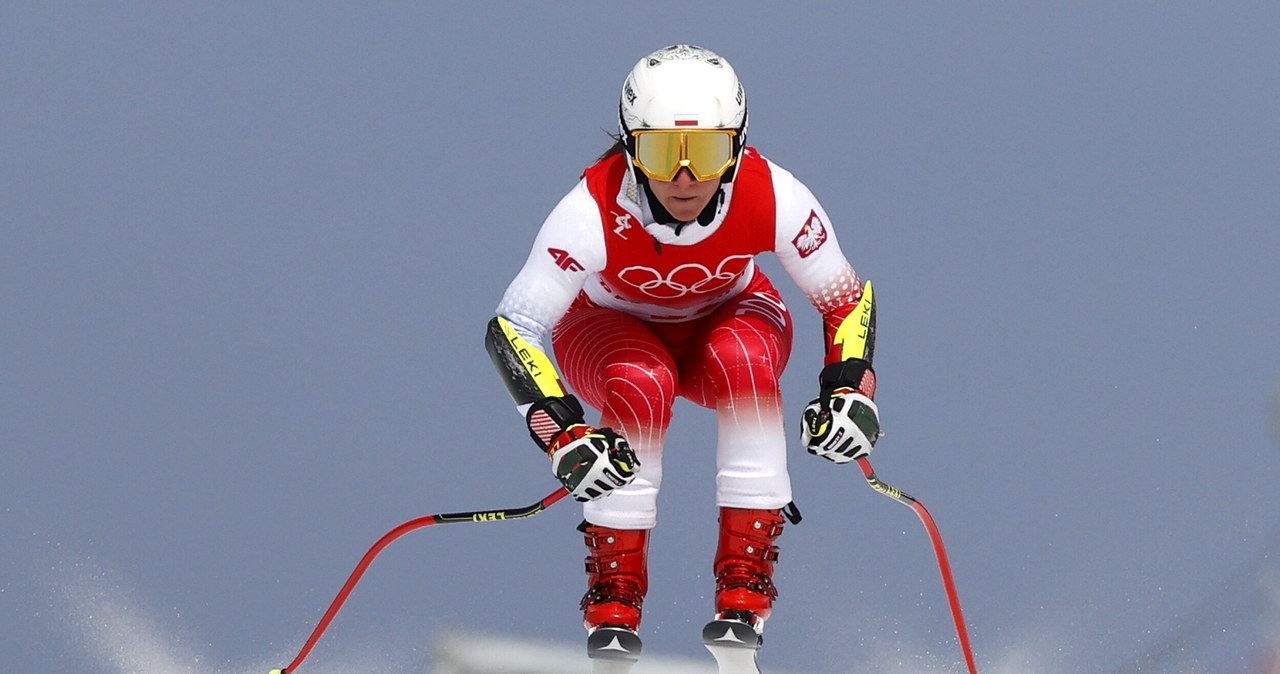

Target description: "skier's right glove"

left=527, top=395, right=639, bottom=502
left=548, top=424, right=639, bottom=502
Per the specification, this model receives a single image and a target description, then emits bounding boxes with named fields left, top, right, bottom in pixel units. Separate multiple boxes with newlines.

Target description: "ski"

left=702, top=616, right=763, bottom=674
left=587, top=626, right=643, bottom=674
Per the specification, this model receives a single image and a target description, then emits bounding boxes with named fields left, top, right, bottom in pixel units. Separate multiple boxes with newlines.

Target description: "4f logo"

left=547, top=248, right=584, bottom=272
left=612, top=211, right=635, bottom=239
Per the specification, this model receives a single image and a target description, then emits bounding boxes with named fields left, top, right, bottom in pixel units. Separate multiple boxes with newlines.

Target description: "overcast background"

left=3, top=3, right=1279, bottom=673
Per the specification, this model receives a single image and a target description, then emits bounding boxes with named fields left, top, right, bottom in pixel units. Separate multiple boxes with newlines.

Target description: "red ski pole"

left=856, top=457, right=979, bottom=674
left=270, top=486, right=571, bottom=674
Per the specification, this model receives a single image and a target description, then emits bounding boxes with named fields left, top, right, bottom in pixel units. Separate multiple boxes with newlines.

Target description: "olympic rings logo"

left=616, top=255, right=754, bottom=299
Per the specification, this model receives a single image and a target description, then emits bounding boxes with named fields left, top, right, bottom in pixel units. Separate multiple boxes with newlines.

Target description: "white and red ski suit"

left=496, top=148, right=865, bottom=530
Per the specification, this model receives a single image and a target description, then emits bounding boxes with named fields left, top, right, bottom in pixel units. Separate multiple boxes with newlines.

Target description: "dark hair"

left=596, top=132, right=626, bottom=163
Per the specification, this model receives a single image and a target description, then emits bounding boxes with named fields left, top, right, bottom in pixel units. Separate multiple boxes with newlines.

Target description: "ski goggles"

left=629, top=129, right=738, bottom=182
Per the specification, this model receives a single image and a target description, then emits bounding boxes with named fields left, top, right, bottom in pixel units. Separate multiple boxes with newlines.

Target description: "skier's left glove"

left=800, top=358, right=881, bottom=464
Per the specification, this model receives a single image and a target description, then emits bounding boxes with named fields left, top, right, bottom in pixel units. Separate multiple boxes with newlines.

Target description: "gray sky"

left=4, top=3, right=1279, bottom=673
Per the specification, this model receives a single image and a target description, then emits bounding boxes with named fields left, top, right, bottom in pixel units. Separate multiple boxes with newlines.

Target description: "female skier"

left=485, top=44, right=882, bottom=669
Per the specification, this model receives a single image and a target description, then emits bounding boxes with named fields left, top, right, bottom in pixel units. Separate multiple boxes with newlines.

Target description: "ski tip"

left=701, top=617, right=763, bottom=649
left=268, top=669, right=284, bottom=674
left=587, top=626, right=643, bottom=663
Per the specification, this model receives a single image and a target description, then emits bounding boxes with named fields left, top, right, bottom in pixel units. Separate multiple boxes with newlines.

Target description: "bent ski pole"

left=856, top=457, right=979, bottom=674
left=270, top=486, right=571, bottom=674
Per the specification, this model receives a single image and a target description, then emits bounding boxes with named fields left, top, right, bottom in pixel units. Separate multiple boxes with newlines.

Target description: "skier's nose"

left=672, top=167, right=699, bottom=186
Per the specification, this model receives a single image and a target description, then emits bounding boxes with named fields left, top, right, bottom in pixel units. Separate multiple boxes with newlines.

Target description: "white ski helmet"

left=619, top=45, right=748, bottom=180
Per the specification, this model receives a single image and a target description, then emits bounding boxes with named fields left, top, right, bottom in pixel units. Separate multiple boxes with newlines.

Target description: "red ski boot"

left=703, top=507, right=785, bottom=667
left=581, top=523, right=648, bottom=667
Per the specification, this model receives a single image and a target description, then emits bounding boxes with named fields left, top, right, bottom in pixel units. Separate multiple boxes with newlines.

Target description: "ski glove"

left=800, top=358, right=882, bottom=464
left=526, top=394, right=639, bottom=502
left=548, top=424, right=639, bottom=502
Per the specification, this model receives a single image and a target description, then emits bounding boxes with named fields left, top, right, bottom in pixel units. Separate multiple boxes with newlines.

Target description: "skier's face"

left=647, top=168, right=720, bottom=222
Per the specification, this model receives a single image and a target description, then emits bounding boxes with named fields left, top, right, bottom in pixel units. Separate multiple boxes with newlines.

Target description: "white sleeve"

left=495, top=179, right=607, bottom=345
left=770, top=161, right=862, bottom=315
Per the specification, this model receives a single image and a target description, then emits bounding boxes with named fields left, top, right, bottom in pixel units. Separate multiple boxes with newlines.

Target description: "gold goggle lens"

left=631, top=129, right=737, bottom=182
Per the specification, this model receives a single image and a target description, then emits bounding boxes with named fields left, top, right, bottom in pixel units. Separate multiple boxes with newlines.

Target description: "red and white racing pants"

left=552, top=272, right=794, bottom=530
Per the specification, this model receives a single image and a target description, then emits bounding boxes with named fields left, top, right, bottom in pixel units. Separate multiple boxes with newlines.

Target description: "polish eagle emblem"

left=792, top=210, right=828, bottom=258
